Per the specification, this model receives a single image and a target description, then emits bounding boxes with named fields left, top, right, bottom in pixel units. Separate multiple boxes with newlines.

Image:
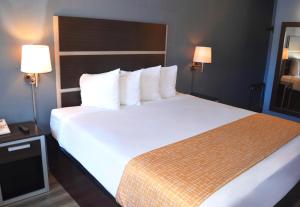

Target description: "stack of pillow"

left=80, top=65, right=178, bottom=110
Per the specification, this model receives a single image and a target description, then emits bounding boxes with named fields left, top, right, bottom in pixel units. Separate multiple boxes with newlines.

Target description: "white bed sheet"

left=50, top=94, right=300, bottom=207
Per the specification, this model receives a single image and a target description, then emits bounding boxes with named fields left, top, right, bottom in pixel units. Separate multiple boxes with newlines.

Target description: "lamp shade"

left=282, top=48, right=289, bottom=60
left=21, top=45, right=52, bottom=73
left=193, top=46, right=212, bottom=63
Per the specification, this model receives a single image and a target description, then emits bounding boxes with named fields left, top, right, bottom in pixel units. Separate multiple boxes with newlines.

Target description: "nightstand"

left=0, top=122, right=49, bottom=206
left=191, top=92, right=221, bottom=102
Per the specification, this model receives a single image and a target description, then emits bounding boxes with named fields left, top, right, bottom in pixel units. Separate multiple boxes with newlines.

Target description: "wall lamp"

left=190, top=46, right=212, bottom=93
left=20, top=45, right=52, bottom=123
left=191, top=46, right=212, bottom=72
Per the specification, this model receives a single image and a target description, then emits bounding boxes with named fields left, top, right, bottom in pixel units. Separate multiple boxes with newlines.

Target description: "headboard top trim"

left=60, top=51, right=166, bottom=56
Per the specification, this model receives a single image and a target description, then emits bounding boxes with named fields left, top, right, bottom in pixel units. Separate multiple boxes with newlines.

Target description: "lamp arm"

left=31, top=84, right=37, bottom=123
left=24, top=73, right=38, bottom=123
left=191, top=69, right=195, bottom=94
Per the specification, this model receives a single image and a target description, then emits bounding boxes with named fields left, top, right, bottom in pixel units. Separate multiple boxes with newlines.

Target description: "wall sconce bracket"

left=191, top=62, right=204, bottom=72
left=24, top=73, right=39, bottom=87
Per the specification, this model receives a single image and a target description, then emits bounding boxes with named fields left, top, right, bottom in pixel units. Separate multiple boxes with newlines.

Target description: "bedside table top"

left=0, top=122, right=43, bottom=144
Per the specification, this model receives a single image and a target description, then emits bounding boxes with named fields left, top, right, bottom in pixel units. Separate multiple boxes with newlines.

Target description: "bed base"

left=47, top=135, right=120, bottom=207
left=47, top=135, right=299, bottom=207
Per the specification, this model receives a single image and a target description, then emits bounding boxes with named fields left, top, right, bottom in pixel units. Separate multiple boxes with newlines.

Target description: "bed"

left=50, top=93, right=300, bottom=207
left=49, top=16, right=300, bottom=207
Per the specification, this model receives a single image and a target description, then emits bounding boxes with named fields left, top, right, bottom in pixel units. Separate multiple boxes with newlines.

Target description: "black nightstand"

left=0, top=122, right=49, bottom=206
left=191, top=92, right=221, bottom=102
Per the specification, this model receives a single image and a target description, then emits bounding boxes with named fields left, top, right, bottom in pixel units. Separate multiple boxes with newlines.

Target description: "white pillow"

left=160, top=65, right=178, bottom=98
left=140, top=66, right=162, bottom=101
left=120, top=70, right=141, bottom=106
left=80, top=69, right=120, bottom=110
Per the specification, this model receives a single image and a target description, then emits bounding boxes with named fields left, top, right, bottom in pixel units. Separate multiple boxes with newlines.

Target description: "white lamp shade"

left=21, top=45, right=52, bottom=73
left=193, top=46, right=212, bottom=63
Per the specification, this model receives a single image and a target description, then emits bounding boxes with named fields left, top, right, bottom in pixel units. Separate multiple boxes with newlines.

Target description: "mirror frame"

left=270, top=22, right=300, bottom=117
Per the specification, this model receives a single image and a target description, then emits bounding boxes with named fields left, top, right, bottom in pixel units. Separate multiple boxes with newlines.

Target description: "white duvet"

left=50, top=94, right=300, bottom=207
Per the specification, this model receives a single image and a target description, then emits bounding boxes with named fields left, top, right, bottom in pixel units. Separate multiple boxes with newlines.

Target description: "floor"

left=6, top=175, right=79, bottom=207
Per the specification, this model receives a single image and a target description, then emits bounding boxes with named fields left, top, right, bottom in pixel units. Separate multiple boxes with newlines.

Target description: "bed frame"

left=50, top=15, right=167, bottom=206
left=49, top=16, right=298, bottom=207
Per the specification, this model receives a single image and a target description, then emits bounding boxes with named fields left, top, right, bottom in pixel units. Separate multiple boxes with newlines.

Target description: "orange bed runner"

left=116, top=114, right=300, bottom=207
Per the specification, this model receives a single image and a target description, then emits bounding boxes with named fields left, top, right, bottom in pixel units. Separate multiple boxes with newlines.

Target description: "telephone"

left=0, top=119, right=11, bottom=135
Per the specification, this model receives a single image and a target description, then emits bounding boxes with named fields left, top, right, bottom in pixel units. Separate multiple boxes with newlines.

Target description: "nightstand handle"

left=8, top=144, right=31, bottom=152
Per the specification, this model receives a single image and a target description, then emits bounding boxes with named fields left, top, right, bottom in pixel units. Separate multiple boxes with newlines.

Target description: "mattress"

left=50, top=94, right=300, bottom=207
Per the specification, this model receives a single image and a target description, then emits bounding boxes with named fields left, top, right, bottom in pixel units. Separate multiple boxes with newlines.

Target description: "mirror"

left=271, top=23, right=300, bottom=117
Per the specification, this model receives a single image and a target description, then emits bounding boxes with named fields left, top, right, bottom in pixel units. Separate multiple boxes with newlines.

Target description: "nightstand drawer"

left=0, top=140, right=41, bottom=165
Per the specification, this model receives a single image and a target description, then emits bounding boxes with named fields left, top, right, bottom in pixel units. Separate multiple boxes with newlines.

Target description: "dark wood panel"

left=60, top=54, right=165, bottom=89
left=58, top=16, right=166, bottom=51
left=61, top=92, right=81, bottom=107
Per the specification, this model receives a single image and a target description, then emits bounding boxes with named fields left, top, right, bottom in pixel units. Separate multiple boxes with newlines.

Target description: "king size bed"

left=49, top=16, right=300, bottom=207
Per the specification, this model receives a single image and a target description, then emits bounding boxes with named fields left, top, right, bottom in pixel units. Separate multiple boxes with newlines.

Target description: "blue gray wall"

left=0, top=0, right=274, bottom=130
left=264, top=0, right=300, bottom=122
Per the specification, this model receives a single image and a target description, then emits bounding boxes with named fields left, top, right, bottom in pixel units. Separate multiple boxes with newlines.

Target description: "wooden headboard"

left=53, top=16, right=167, bottom=107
